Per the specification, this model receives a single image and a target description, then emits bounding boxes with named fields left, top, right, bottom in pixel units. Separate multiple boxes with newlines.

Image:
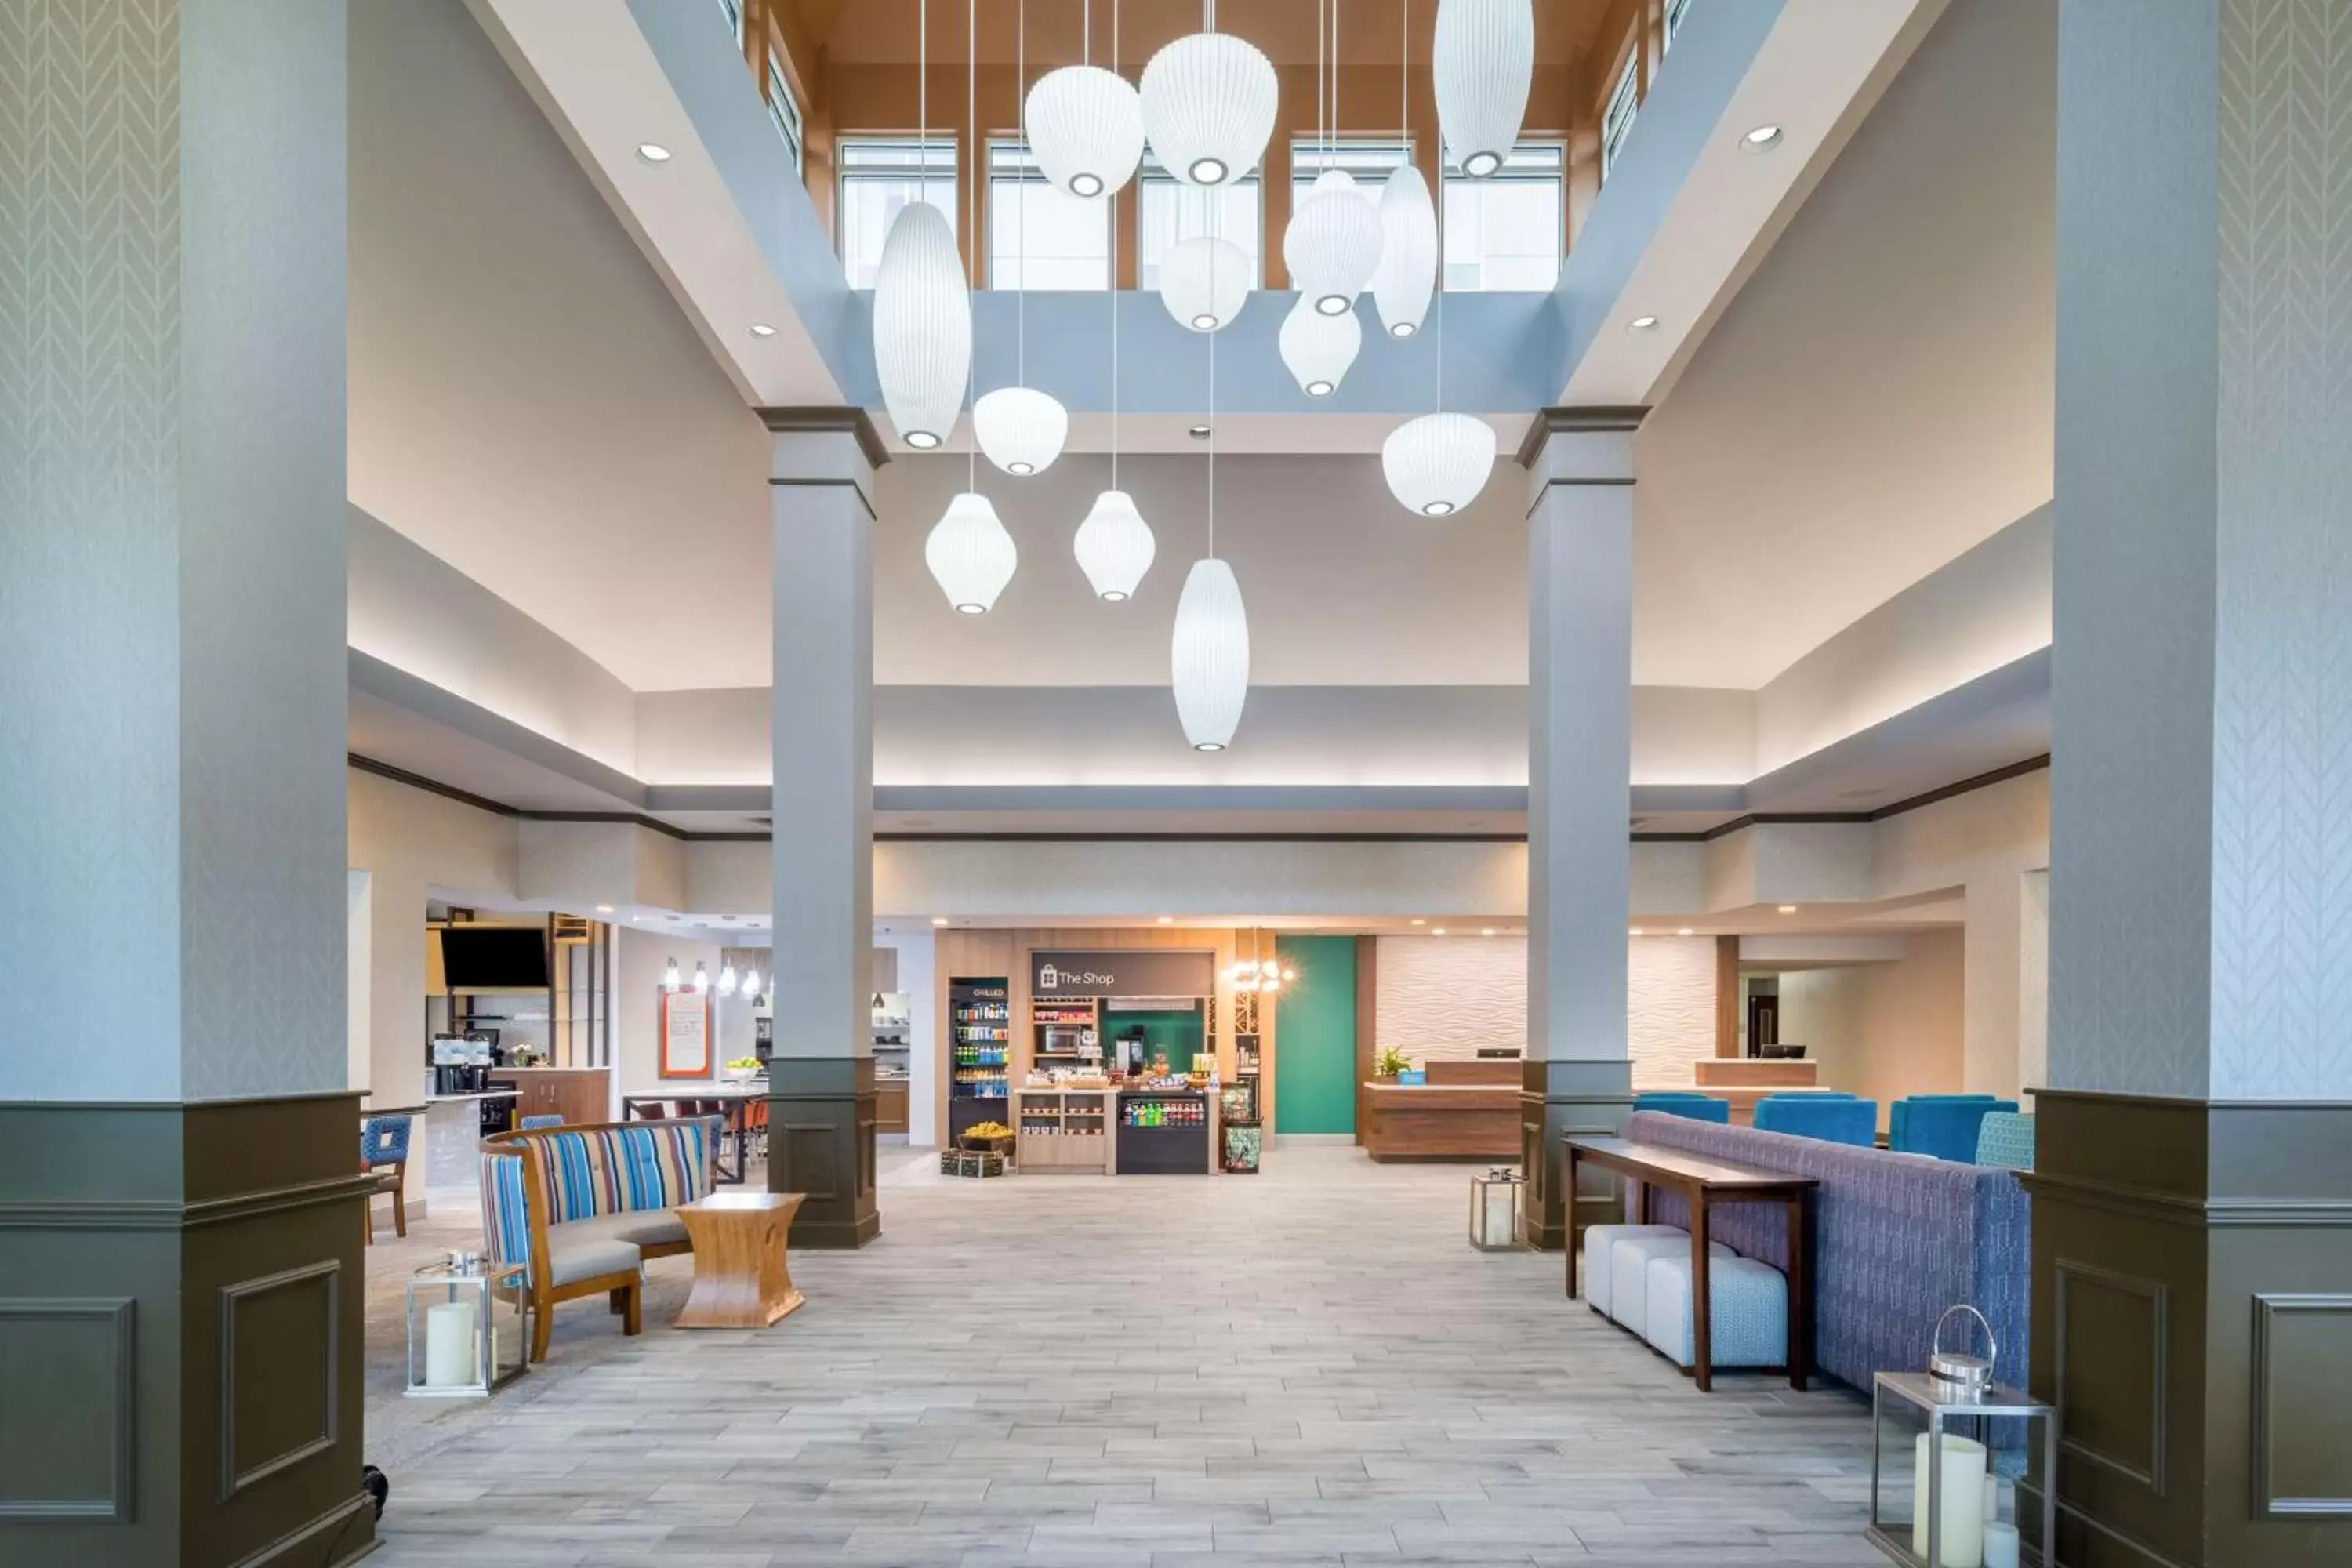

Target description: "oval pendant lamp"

left=1381, top=411, right=1496, bottom=517
left=1027, top=65, right=1144, bottom=198
left=1435, top=0, right=1533, bottom=179
left=925, top=491, right=1018, bottom=614
left=1172, top=557, right=1249, bottom=750
left=1371, top=2, right=1436, bottom=338
left=1279, top=295, right=1360, bottom=397
left=873, top=206, right=967, bottom=452
left=1075, top=489, right=1156, bottom=600
left=1283, top=170, right=1383, bottom=317
left=1141, top=19, right=1277, bottom=187
left=1159, top=234, right=1250, bottom=331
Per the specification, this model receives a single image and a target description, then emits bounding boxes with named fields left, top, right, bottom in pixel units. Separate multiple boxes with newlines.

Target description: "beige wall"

left=1777, top=928, right=1969, bottom=1129
left=614, top=926, right=729, bottom=1099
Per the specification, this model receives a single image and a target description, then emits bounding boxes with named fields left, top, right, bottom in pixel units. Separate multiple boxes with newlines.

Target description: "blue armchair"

left=1751, top=1094, right=1878, bottom=1147
left=1891, top=1095, right=2018, bottom=1163
left=1632, top=1091, right=1731, bottom=1124
left=1974, top=1110, right=2036, bottom=1171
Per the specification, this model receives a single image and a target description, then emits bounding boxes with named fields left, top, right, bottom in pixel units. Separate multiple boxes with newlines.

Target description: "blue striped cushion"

left=481, top=1154, right=534, bottom=1268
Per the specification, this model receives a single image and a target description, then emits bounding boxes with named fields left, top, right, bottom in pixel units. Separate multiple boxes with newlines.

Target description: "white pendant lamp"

left=1284, top=170, right=1384, bottom=317
left=1171, top=557, right=1249, bottom=750
left=1027, top=65, right=1144, bottom=198
left=662, top=956, right=682, bottom=993
left=1279, top=295, right=1360, bottom=397
left=1372, top=5, right=1436, bottom=338
left=742, top=965, right=761, bottom=1000
left=1159, top=235, right=1250, bottom=331
left=873, top=204, right=969, bottom=452
left=1382, top=412, right=1496, bottom=516
left=1075, top=488, right=1156, bottom=601
left=925, top=491, right=1018, bottom=613
left=1141, top=22, right=1277, bottom=187
left=691, top=962, right=711, bottom=995
left=971, top=386, right=1067, bottom=475
left=1435, top=0, right=1534, bottom=178
left=717, top=959, right=739, bottom=997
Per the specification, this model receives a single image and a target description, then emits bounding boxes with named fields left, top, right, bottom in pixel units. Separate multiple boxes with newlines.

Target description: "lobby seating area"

left=1891, top=1093, right=2021, bottom=1162
left=1624, top=1109, right=2031, bottom=1393
left=479, top=1117, right=720, bottom=1359
left=1750, top=1091, right=1879, bottom=1148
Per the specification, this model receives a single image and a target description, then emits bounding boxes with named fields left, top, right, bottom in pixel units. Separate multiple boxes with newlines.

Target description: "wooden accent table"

left=1563, top=1137, right=1817, bottom=1392
left=674, top=1192, right=806, bottom=1329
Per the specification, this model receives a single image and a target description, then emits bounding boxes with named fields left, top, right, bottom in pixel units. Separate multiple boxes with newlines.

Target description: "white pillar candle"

left=424, top=1300, right=479, bottom=1388
left=1983, top=1521, right=2020, bottom=1568
left=1983, top=1472, right=2001, bottom=1523
left=1912, top=1432, right=1987, bottom=1566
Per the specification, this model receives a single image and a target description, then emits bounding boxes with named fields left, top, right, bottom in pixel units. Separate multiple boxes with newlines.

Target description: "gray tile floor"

left=361, top=1145, right=1881, bottom=1566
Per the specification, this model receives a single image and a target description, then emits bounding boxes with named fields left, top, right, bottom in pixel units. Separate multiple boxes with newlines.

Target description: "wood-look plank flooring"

left=363, top=1146, right=1880, bottom=1566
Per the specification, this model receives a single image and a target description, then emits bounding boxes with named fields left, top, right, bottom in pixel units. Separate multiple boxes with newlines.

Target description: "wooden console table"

left=674, top=1191, right=806, bottom=1329
left=1563, top=1136, right=1816, bottom=1392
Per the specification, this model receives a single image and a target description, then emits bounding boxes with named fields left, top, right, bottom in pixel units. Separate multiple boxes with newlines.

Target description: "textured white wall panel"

left=1627, top=938, right=1722, bottom=1089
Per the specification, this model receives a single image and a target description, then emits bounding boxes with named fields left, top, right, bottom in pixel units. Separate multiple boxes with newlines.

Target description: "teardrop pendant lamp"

left=925, top=491, right=1018, bottom=614
left=1172, top=557, right=1248, bottom=750
left=1284, top=170, right=1383, bottom=317
left=1027, top=65, right=1143, bottom=198
left=1371, top=0, right=1436, bottom=338
left=1159, top=234, right=1250, bottom=331
left=1381, top=412, right=1495, bottom=516
left=1279, top=295, right=1360, bottom=398
left=872, top=0, right=968, bottom=450
left=1140, top=5, right=1277, bottom=188
left=1075, top=489, right=1156, bottom=600
left=1434, top=0, right=1533, bottom=179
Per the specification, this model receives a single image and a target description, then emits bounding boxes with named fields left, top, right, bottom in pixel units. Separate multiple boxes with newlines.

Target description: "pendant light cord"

left=1016, top=0, right=1026, bottom=386
left=917, top=0, right=927, bottom=202
left=967, top=0, right=978, bottom=488
left=1207, top=325, right=1217, bottom=560
left=1109, top=0, right=1120, bottom=488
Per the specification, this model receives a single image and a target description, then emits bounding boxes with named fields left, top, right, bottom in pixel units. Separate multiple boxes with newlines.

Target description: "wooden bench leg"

left=530, top=1298, right=554, bottom=1363
left=609, top=1286, right=628, bottom=1315
left=390, top=1163, right=407, bottom=1238
left=622, top=1279, right=643, bottom=1338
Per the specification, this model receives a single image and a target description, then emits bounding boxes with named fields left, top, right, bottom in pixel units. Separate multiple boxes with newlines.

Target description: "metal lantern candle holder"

left=404, top=1255, right=531, bottom=1399
left=1468, top=1167, right=1528, bottom=1251
left=1867, top=1307, right=2057, bottom=1568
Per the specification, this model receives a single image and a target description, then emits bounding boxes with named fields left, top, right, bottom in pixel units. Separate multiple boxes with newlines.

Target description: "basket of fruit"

left=719, top=1056, right=764, bottom=1083
left=960, top=1120, right=1015, bottom=1156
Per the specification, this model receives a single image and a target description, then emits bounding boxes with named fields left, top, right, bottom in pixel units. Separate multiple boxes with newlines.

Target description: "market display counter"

left=1013, top=1087, right=1113, bottom=1173
left=1362, top=1059, right=1521, bottom=1161
left=1116, top=1089, right=1217, bottom=1174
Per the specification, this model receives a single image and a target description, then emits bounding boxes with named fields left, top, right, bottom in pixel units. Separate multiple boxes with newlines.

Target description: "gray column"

left=2035, top=5, right=2352, bottom=1563
left=1517, top=409, right=1642, bottom=1249
left=763, top=408, right=884, bottom=1247
left=0, top=1, right=370, bottom=1561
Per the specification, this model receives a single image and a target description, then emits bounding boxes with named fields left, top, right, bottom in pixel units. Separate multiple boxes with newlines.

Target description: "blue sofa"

left=1631, top=1091, right=1731, bottom=1123
left=1891, top=1094, right=2020, bottom=1163
left=1751, top=1093, right=1878, bottom=1147
left=1624, top=1109, right=2030, bottom=1395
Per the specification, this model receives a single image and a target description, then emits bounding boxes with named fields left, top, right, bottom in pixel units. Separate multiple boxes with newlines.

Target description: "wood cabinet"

left=490, top=1069, right=611, bottom=1126
left=876, top=1080, right=909, bottom=1135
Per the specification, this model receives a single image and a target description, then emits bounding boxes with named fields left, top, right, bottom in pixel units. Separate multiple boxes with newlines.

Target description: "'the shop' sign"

left=1030, top=949, right=1216, bottom=999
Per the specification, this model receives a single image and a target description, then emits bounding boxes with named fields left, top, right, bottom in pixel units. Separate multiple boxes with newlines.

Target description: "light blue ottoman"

left=1609, top=1232, right=1730, bottom=1330
left=1642, top=1251, right=1789, bottom=1370
left=1579, top=1224, right=1686, bottom=1313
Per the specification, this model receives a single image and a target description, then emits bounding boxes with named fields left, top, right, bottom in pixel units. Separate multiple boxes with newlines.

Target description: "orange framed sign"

left=659, top=990, right=712, bottom=1078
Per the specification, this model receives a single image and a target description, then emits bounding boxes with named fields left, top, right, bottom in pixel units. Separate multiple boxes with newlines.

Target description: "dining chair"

left=360, top=1114, right=414, bottom=1243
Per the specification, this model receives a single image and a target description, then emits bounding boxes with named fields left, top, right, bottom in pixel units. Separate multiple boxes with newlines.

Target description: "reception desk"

left=1690, top=1058, right=1820, bottom=1125
left=1361, top=1059, right=1521, bottom=1161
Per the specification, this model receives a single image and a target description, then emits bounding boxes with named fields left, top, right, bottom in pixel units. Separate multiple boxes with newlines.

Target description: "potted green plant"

left=1374, top=1047, right=1410, bottom=1081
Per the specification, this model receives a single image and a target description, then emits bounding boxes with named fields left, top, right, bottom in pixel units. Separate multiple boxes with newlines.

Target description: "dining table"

left=620, top=1087, right=765, bottom=1185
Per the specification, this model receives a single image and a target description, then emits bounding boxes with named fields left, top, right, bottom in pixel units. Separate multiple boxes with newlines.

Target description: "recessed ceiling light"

left=1188, top=424, right=1212, bottom=440
left=1432, top=927, right=1449, bottom=936
left=1676, top=927, right=1695, bottom=937
left=1740, top=124, right=1784, bottom=151
left=931, top=916, right=949, bottom=927
left=595, top=904, right=614, bottom=913
left=635, top=143, right=673, bottom=163
left=1628, top=314, right=1660, bottom=332
left=749, top=323, right=777, bottom=338
left=1777, top=904, right=1798, bottom=915
left=1410, top=918, right=1426, bottom=926
left=1481, top=928, right=1497, bottom=936
left=1156, top=916, right=1174, bottom=925
left=1628, top=927, right=1646, bottom=936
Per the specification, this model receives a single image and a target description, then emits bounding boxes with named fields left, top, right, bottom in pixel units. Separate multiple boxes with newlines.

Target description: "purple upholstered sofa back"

left=1622, top=1110, right=2031, bottom=1394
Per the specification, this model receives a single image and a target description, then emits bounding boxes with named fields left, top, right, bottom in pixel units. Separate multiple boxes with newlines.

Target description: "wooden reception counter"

left=1690, top=1058, right=1820, bottom=1125
left=1361, top=1059, right=1522, bottom=1161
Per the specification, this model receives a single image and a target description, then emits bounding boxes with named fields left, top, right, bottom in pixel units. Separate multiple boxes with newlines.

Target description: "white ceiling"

left=1630, top=0, right=2055, bottom=688
left=352, top=0, right=2059, bottom=705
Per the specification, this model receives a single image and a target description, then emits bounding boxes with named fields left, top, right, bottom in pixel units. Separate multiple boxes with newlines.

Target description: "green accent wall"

left=1102, top=1007, right=1204, bottom=1074
left=1274, top=936, right=1357, bottom=1134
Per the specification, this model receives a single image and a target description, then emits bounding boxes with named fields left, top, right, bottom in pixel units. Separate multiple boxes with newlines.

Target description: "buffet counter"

left=1010, top=1083, right=1220, bottom=1174
left=1362, top=1059, right=1521, bottom=1161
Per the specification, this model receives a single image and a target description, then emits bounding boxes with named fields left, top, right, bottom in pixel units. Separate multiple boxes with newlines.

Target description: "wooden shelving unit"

left=1013, top=1087, right=1112, bottom=1174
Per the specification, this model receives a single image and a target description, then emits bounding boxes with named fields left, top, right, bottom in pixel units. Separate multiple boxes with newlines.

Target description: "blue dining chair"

left=360, top=1114, right=413, bottom=1243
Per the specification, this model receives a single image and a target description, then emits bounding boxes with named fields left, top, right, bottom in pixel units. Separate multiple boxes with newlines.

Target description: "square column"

left=1518, top=409, right=1644, bottom=1249
left=2039, top=4, right=2352, bottom=1563
left=0, top=2, right=369, bottom=1561
left=762, top=408, right=885, bottom=1248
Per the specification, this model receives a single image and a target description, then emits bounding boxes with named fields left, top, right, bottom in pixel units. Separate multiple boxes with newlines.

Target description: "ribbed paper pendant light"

left=1172, top=558, right=1248, bottom=750
left=1159, top=234, right=1251, bottom=331
left=925, top=492, right=1018, bottom=613
left=1371, top=2, right=1436, bottom=338
left=1140, top=5, right=1277, bottom=187
left=872, top=0, right=967, bottom=449
left=1434, top=0, right=1533, bottom=178
left=1279, top=294, right=1360, bottom=397
left=1027, top=66, right=1143, bottom=198
left=1075, top=489, right=1156, bottom=601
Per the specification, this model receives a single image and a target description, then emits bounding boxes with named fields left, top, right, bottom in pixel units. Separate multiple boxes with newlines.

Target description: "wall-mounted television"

left=438, top=926, right=551, bottom=990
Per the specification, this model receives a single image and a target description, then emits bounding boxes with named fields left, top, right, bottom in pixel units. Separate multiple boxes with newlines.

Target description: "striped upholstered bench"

left=480, top=1118, right=720, bottom=1360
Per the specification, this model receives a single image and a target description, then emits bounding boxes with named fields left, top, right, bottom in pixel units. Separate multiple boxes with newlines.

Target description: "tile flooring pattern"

left=364, top=1147, right=1882, bottom=1566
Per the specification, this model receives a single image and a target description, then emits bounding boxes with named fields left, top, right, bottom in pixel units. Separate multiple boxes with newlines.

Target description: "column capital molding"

left=755, top=406, right=891, bottom=471
left=1514, top=405, right=1652, bottom=469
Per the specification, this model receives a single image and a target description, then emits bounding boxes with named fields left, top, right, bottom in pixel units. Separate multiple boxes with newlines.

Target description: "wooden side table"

left=673, top=1192, right=806, bottom=1329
